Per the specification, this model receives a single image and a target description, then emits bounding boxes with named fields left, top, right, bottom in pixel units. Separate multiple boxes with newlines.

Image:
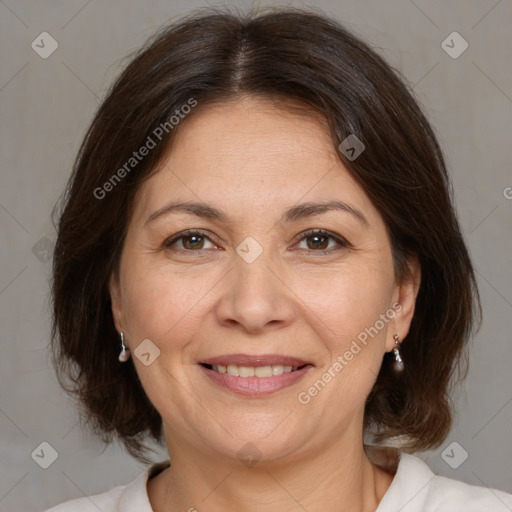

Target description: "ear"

left=386, top=253, right=421, bottom=352
left=108, top=270, right=125, bottom=335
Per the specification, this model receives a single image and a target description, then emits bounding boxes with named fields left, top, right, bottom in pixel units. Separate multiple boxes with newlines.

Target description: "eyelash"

left=163, top=228, right=350, bottom=255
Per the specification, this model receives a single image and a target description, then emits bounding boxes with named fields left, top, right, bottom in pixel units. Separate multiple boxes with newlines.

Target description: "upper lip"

left=199, top=354, right=312, bottom=367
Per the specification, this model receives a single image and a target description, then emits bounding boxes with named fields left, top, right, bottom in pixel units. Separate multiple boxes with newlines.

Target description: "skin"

left=110, top=95, right=421, bottom=512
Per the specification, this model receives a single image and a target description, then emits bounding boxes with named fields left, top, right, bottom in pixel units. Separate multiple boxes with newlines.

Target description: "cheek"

left=298, top=261, right=394, bottom=400
left=298, top=260, right=394, bottom=343
left=119, top=256, right=211, bottom=343
left=327, top=269, right=394, bottom=378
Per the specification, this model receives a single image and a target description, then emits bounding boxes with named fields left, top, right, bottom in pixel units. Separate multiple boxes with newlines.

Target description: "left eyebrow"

left=144, top=199, right=369, bottom=228
left=281, top=200, right=369, bottom=227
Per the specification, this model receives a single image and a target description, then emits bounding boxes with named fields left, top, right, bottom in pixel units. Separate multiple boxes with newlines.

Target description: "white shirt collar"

left=114, top=448, right=512, bottom=511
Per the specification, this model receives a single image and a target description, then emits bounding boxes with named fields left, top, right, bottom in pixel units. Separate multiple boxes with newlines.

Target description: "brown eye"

left=296, top=229, right=349, bottom=253
left=182, top=234, right=205, bottom=250
left=306, top=233, right=330, bottom=250
left=164, top=230, right=216, bottom=251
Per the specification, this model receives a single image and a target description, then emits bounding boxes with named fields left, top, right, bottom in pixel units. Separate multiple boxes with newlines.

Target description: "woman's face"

left=110, top=96, right=419, bottom=463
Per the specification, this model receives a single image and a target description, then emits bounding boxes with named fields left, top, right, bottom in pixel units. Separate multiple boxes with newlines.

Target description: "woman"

left=46, top=7, right=512, bottom=512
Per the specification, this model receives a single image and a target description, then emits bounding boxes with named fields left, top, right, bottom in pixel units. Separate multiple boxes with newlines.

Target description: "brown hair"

left=51, top=7, right=481, bottom=461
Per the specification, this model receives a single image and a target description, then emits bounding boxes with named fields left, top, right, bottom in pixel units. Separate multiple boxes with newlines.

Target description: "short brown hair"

left=51, top=7, right=481, bottom=461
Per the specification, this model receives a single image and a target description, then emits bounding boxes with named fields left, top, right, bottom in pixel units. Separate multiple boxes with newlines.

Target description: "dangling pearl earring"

left=118, top=331, right=130, bottom=362
left=392, top=334, right=404, bottom=372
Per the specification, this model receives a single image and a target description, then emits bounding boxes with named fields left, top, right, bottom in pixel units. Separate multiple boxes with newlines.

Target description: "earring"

left=118, top=331, right=130, bottom=362
left=392, top=334, right=404, bottom=372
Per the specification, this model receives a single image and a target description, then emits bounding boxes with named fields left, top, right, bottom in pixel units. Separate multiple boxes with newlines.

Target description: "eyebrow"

left=144, top=199, right=369, bottom=228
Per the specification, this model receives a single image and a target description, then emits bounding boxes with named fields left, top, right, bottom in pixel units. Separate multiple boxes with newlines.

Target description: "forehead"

left=131, top=96, right=378, bottom=227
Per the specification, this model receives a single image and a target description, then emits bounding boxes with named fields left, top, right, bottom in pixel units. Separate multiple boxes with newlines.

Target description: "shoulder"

left=43, top=461, right=169, bottom=512
left=426, top=472, right=512, bottom=511
left=43, top=484, right=125, bottom=512
left=378, top=450, right=512, bottom=512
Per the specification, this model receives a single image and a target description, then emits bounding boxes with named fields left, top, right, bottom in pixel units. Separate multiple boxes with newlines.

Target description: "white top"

left=45, top=451, right=512, bottom=511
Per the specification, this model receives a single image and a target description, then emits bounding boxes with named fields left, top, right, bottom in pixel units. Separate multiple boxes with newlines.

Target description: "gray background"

left=1, top=0, right=511, bottom=510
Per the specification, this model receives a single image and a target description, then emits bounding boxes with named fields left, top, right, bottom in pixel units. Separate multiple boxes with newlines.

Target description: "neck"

left=148, top=428, right=395, bottom=512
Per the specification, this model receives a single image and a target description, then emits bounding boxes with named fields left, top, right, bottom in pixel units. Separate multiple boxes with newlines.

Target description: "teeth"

left=213, top=364, right=299, bottom=377
left=239, top=366, right=254, bottom=377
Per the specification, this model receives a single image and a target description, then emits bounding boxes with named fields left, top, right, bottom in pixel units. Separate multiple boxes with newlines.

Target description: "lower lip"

left=198, top=364, right=313, bottom=396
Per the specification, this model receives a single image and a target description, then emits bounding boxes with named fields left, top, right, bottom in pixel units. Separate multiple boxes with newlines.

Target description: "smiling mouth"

left=200, top=363, right=309, bottom=377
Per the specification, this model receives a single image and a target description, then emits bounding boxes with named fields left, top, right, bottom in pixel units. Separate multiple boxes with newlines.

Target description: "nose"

left=215, top=251, right=297, bottom=334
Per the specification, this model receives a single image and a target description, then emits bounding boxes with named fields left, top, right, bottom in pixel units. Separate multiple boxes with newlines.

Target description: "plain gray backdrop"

left=1, top=0, right=511, bottom=510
